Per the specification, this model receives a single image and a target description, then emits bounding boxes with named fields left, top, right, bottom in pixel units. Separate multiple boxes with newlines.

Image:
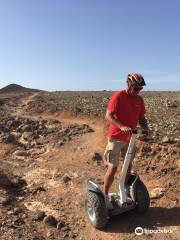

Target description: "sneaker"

left=104, top=195, right=113, bottom=210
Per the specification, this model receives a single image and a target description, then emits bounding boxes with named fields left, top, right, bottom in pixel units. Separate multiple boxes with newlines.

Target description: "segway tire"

left=85, top=191, right=109, bottom=229
left=135, top=179, right=150, bottom=213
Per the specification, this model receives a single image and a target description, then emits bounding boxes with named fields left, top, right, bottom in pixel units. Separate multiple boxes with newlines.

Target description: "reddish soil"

left=0, top=91, right=179, bottom=240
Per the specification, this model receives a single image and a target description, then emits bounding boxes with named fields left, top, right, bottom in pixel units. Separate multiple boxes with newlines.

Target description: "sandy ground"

left=0, top=91, right=179, bottom=240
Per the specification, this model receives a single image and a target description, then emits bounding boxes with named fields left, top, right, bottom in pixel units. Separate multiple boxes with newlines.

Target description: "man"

left=103, top=73, right=149, bottom=207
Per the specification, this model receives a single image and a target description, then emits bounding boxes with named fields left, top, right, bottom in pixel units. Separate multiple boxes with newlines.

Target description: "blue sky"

left=0, top=0, right=180, bottom=91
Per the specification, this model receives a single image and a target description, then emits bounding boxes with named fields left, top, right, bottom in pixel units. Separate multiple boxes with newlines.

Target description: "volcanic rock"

left=43, top=215, right=57, bottom=227
left=32, top=211, right=46, bottom=221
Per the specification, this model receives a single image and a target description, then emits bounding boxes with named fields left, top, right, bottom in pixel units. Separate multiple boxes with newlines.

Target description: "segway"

left=85, top=129, right=150, bottom=229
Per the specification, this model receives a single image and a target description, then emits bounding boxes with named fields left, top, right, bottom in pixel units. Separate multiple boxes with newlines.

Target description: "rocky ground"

left=0, top=89, right=179, bottom=240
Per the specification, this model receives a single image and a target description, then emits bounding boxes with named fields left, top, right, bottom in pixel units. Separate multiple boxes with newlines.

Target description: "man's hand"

left=119, top=126, right=132, bottom=134
left=142, top=128, right=151, bottom=136
left=136, top=128, right=151, bottom=141
left=105, top=110, right=132, bottom=134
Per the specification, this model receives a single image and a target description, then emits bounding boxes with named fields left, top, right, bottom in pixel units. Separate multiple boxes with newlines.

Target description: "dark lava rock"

left=91, top=152, right=102, bottom=162
left=0, top=171, right=13, bottom=188
left=56, top=220, right=66, bottom=229
left=62, top=175, right=71, bottom=183
left=21, top=124, right=33, bottom=132
left=55, top=140, right=64, bottom=147
left=32, top=186, right=46, bottom=195
left=156, top=167, right=176, bottom=178
left=4, top=133, right=17, bottom=143
left=9, top=216, right=25, bottom=228
left=7, top=119, right=21, bottom=129
left=11, top=176, right=27, bottom=189
left=32, top=211, right=46, bottom=221
left=43, top=215, right=57, bottom=227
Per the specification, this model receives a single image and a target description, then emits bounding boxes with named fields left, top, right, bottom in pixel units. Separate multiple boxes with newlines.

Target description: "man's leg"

left=103, top=138, right=121, bottom=195
left=103, top=165, right=117, bottom=195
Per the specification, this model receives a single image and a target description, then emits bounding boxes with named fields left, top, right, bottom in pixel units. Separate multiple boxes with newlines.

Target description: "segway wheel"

left=135, top=179, right=150, bottom=213
left=85, top=191, right=109, bottom=229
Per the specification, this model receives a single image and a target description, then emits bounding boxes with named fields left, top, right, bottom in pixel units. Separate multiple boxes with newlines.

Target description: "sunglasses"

left=133, top=86, right=143, bottom=91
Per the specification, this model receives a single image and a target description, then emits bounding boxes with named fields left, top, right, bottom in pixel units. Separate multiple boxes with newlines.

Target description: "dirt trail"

left=22, top=113, right=129, bottom=240
left=14, top=92, right=39, bottom=116
left=1, top=92, right=179, bottom=240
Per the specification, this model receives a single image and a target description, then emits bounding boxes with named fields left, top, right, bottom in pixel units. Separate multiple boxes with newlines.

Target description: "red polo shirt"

left=107, top=90, right=146, bottom=142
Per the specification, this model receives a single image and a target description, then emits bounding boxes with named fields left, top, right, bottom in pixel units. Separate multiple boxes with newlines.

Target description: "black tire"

left=135, top=179, right=150, bottom=213
left=85, top=191, right=109, bottom=229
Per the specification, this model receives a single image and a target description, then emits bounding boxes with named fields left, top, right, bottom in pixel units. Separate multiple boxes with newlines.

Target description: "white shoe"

left=104, top=195, right=113, bottom=210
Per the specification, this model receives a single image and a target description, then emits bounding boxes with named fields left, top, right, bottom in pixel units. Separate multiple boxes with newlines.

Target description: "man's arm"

left=105, top=109, right=132, bottom=134
left=139, top=115, right=149, bottom=130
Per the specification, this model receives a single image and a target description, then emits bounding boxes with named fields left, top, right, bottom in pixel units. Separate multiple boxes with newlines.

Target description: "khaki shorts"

left=104, top=138, right=136, bottom=167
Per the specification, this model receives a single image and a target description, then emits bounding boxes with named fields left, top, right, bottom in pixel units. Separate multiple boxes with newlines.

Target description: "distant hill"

left=0, top=84, right=40, bottom=93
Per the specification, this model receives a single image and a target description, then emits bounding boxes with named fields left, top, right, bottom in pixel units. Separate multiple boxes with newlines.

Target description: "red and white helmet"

left=127, top=73, right=146, bottom=86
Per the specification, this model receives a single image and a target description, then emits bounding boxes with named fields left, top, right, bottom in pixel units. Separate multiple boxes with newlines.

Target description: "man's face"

left=127, top=82, right=143, bottom=96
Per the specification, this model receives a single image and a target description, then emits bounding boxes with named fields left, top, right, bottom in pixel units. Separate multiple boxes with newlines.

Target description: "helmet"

left=127, top=73, right=146, bottom=86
